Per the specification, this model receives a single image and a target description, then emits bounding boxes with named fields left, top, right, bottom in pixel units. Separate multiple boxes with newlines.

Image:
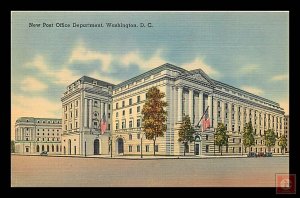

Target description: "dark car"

left=247, top=152, right=257, bottom=157
left=40, top=151, right=48, bottom=156
left=265, top=152, right=273, bottom=157
left=257, top=152, right=265, bottom=157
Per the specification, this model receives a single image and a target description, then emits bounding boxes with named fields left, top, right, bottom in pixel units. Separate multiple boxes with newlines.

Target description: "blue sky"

left=11, top=11, right=289, bottom=139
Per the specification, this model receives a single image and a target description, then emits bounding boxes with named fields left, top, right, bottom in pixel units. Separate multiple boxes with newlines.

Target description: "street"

left=11, top=155, right=289, bottom=187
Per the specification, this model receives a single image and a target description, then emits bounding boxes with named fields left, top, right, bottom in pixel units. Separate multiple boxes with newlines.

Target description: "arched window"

left=47, top=145, right=49, bottom=152
left=56, top=145, right=59, bottom=152
left=52, top=145, right=54, bottom=152
left=42, top=145, right=45, bottom=151
left=36, top=145, right=40, bottom=152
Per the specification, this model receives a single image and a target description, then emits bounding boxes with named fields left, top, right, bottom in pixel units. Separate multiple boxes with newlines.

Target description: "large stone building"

left=284, top=115, right=289, bottom=153
left=61, top=76, right=114, bottom=156
left=15, top=117, right=62, bottom=154
left=111, top=63, right=285, bottom=156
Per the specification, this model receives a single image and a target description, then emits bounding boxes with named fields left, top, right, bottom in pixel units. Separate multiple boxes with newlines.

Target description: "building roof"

left=16, top=117, right=62, bottom=123
left=72, top=76, right=115, bottom=88
left=114, top=63, right=187, bottom=89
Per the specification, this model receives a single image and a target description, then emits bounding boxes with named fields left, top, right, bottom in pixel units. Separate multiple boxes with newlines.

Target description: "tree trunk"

left=154, top=140, right=156, bottom=156
left=221, top=146, right=223, bottom=156
left=183, top=142, right=186, bottom=156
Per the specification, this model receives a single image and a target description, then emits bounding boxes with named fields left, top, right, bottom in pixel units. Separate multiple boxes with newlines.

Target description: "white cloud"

left=278, top=98, right=289, bottom=115
left=120, top=49, right=167, bottom=71
left=271, top=74, right=288, bottom=81
left=68, top=43, right=113, bottom=72
left=239, top=64, right=260, bottom=74
left=21, top=77, right=48, bottom=92
left=241, top=85, right=264, bottom=95
left=11, top=94, right=61, bottom=140
left=24, top=55, right=80, bottom=86
left=181, top=57, right=220, bottom=78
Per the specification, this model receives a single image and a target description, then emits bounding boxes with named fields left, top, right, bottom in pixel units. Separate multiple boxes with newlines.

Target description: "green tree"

left=278, top=135, right=287, bottom=154
left=11, top=140, right=15, bottom=153
left=178, top=115, right=195, bottom=156
left=242, top=122, right=255, bottom=154
left=215, top=123, right=229, bottom=156
left=264, top=129, right=276, bottom=152
left=142, top=87, right=167, bottom=156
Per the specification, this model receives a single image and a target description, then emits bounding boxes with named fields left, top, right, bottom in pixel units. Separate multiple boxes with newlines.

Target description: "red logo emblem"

left=276, top=174, right=296, bottom=194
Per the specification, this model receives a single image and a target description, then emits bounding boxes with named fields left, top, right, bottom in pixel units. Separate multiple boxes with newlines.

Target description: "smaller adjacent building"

left=284, top=115, right=289, bottom=153
left=15, top=117, right=62, bottom=154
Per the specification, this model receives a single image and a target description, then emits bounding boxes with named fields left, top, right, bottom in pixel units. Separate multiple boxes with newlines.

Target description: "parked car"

left=257, top=152, right=265, bottom=157
left=265, top=152, right=273, bottom=157
left=247, top=152, right=257, bottom=157
left=40, top=151, right=48, bottom=156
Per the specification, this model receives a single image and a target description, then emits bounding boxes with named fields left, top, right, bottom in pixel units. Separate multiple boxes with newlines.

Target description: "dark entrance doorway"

left=68, top=139, right=71, bottom=155
left=94, top=139, right=100, bottom=155
left=117, top=138, right=124, bottom=154
left=195, top=144, right=200, bottom=155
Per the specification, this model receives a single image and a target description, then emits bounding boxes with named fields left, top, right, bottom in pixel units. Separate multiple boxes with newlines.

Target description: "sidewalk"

left=12, top=153, right=289, bottom=160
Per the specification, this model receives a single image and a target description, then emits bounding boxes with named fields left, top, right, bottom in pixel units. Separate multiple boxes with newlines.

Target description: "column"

left=270, top=114, right=273, bottom=131
left=251, top=110, right=255, bottom=127
left=261, top=112, right=265, bottom=135
left=266, top=113, right=269, bottom=130
left=89, top=99, right=92, bottom=128
left=105, top=103, right=108, bottom=118
left=84, top=98, right=88, bottom=127
left=208, top=94, right=213, bottom=127
left=234, top=105, right=238, bottom=132
left=213, top=98, right=218, bottom=128
left=221, top=101, right=225, bottom=124
left=256, top=111, right=260, bottom=135
left=246, top=108, right=250, bottom=123
left=228, top=103, right=232, bottom=132
left=198, top=91, right=204, bottom=120
left=241, top=107, right=245, bottom=131
left=177, top=86, right=183, bottom=122
left=21, top=128, right=23, bottom=141
left=274, top=115, right=278, bottom=135
left=188, top=89, right=194, bottom=124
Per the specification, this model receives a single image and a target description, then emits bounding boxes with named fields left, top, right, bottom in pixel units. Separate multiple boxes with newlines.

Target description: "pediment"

left=180, top=69, right=215, bottom=86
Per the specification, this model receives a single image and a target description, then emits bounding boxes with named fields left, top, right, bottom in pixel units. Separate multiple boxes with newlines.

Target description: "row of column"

left=177, top=87, right=212, bottom=126
left=16, top=127, right=34, bottom=141
left=84, top=98, right=108, bottom=128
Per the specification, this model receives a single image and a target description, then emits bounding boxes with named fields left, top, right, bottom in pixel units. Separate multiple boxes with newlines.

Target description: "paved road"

left=11, top=155, right=289, bottom=187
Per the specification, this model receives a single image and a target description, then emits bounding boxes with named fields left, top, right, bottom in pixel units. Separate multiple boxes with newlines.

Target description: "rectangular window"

left=137, top=133, right=140, bottom=139
left=116, top=123, right=119, bottom=130
left=137, top=96, right=141, bottom=103
left=65, top=114, right=67, bottom=119
left=206, top=135, right=208, bottom=140
left=232, top=125, right=234, bottom=132
left=75, top=100, right=78, bottom=107
left=129, top=108, right=132, bottom=114
left=129, top=98, right=132, bottom=105
left=137, top=119, right=141, bottom=127
left=122, top=101, right=125, bottom=107
left=206, top=145, right=209, bottom=153
left=155, top=145, right=159, bottom=152
left=75, top=122, right=78, bottom=128
left=122, top=110, right=125, bottom=116
left=146, top=145, right=150, bottom=152
left=116, top=112, right=119, bottom=117
left=116, top=103, right=118, bottom=109
left=129, top=120, right=133, bottom=128
left=225, top=113, right=228, bottom=119
left=129, top=145, right=132, bottom=152
left=137, top=145, right=140, bottom=152
left=137, top=106, right=140, bottom=113
left=94, top=122, right=97, bottom=127
left=70, top=112, right=72, bottom=118
left=232, top=114, right=234, bottom=119
left=108, top=124, right=111, bottom=130
left=108, top=104, right=111, bottom=110
left=122, top=121, right=126, bottom=129
left=218, top=111, right=221, bottom=118
left=75, top=110, right=78, bottom=118
left=108, top=113, right=111, bottom=118
left=233, top=138, right=235, bottom=143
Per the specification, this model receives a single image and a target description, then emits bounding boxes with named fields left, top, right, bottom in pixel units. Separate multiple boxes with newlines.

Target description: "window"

left=129, top=108, right=132, bottom=114
left=225, top=103, right=228, bottom=110
left=129, top=121, right=133, bottom=128
left=122, top=101, right=125, bottom=107
left=155, top=145, right=159, bottom=152
left=65, top=114, right=67, bottom=119
left=116, top=112, right=119, bottom=117
left=26, top=119, right=29, bottom=122
left=37, top=129, right=39, bottom=132
left=37, top=120, right=40, bottom=123
left=218, top=111, right=221, bottom=118
left=232, top=125, right=234, bottom=132
left=76, top=100, right=78, bottom=107
left=146, top=145, right=150, bottom=152
left=137, top=119, right=141, bottom=127
left=116, top=123, right=119, bottom=130
left=233, top=138, right=235, bottom=143
left=94, top=101, right=98, bottom=106
left=108, top=113, right=111, bottom=118
left=232, top=114, right=234, bottom=119
left=75, top=110, right=78, bottom=118
left=137, top=96, right=141, bottom=103
left=225, top=113, right=228, bottom=119
left=206, top=135, right=208, bottom=140
left=218, top=101, right=221, bottom=107
left=108, top=124, right=111, bottom=130
left=137, top=133, right=140, bottom=139
left=137, top=145, right=140, bottom=152
left=129, top=134, right=132, bottom=140
left=137, top=106, right=140, bottom=113
left=94, top=122, right=97, bottom=127
left=108, top=104, right=111, bottom=110
left=206, top=145, right=209, bottom=153
left=238, top=126, right=241, bottom=132
left=70, top=123, right=72, bottom=129
left=122, top=110, right=125, bottom=116
left=129, top=145, right=132, bottom=152
left=37, top=133, right=39, bottom=135
left=185, top=144, right=189, bottom=153
left=70, top=112, right=72, bottom=118
left=122, top=121, right=126, bottom=129
left=129, top=98, right=132, bottom=105
left=116, top=103, right=119, bottom=109
left=70, top=103, right=72, bottom=109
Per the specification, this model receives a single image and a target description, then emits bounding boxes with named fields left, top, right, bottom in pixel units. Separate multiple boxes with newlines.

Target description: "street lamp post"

left=84, top=139, right=87, bottom=157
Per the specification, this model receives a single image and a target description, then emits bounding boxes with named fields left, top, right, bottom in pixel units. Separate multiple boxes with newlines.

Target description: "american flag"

left=201, top=109, right=210, bottom=132
left=100, top=113, right=107, bottom=134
